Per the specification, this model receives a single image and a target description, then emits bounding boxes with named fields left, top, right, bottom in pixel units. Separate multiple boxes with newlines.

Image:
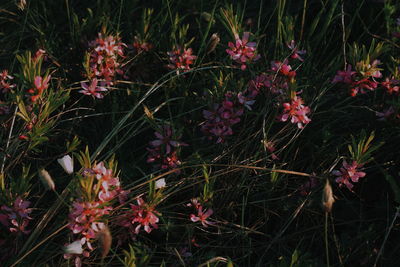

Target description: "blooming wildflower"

left=190, top=207, right=214, bottom=227
left=380, top=77, right=399, bottom=95
left=332, top=160, right=366, bottom=190
left=88, top=33, right=126, bottom=85
left=133, top=36, right=153, bottom=53
left=188, top=199, right=214, bottom=227
left=332, top=62, right=382, bottom=97
left=271, top=60, right=296, bottom=79
left=155, top=178, right=166, bottom=189
left=150, top=125, right=187, bottom=154
left=64, top=240, right=84, bottom=255
left=92, top=162, right=121, bottom=202
left=58, top=155, right=74, bottom=174
left=226, top=32, right=260, bottom=70
left=0, top=197, right=32, bottom=234
left=278, top=96, right=311, bottom=129
left=332, top=65, right=356, bottom=84
left=118, top=197, right=160, bottom=235
left=0, top=70, right=16, bottom=94
left=67, top=201, right=112, bottom=253
left=147, top=126, right=187, bottom=172
left=79, top=78, right=107, bottom=99
left=201, top=92, right=244, bottom=143
left=349, top=77, right=378, bottom=97
left=167, top=47, right=197, bottom=74
left=287, top=40, right=306, bottom=61
left=238, top=79, right=260, bottom=110
left=27, top=75, right=50, bottom=102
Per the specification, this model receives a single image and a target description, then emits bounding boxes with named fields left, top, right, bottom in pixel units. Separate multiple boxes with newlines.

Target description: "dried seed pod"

left=206, top=33, right=220, bottom=55
left=97, top=226, right=112, bottom=258
left=39, top=168, right=55, bottom=191
left=322, top=179, right=335, bottom=213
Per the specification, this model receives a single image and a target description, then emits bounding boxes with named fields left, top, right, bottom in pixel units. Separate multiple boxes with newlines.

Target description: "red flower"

left=118, top=197, right=160, bottom=235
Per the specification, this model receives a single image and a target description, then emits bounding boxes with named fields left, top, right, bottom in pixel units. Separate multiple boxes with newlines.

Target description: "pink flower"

left=149, top=125, right=187, bottom=154
left=79, top=78, right=107, bottom=99
left=88, top=33, right=126, bottom=85
left=332, top=65, right=356, bottom=84
left=278, top=96, right=311, bottom=129
left=0, top=197, right=32, bottom=234
left=380, top=77, right=399, bottom=95
left=91, top=161, right=121, bottom=202
left=226, top=32, right=260, bottom=70
left=133, top=36, right=153, bottom=53
left=188, top=200, right=214, bottom=227
left=271, top=60, right=296, bottom=79
left=118, top=197, right=160, bottom=235
left=147, top=125, right=187, bottom=172
left=332, top=160, right=366, bottom=190
left=201, top=92, right=244, bottom=143
left=67, top=200, right=111, bottom=253
left=287, top=40, right=306, bottom=61
left=27, top=75, right=51, bottom=102
left=0, top=70, right=15, bottom=93
left=167, top=47, right=197, bottom=73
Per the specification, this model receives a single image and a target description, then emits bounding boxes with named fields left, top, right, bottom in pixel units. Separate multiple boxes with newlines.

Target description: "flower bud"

left=155, top=178, right=166, bottom=189
left=57, top=155, right=73, bottom=174
left=64, top=240, right=83, bottom=255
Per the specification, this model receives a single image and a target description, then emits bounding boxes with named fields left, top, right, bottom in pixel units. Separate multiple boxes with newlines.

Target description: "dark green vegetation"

left=0, top=0, right=399, bottom=266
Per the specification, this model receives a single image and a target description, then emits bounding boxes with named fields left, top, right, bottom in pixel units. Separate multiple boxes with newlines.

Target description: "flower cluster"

left=167, top=47, right=197, bottom=74
left=92, top=162, right=121, bottom=202
left=332, top=160, right=366, bottom=190
left=65, top=201, right=112, bottom=265
left=187, top=198, right=213, bottom=227
left=226, top=32, right=260, bottom=70
left=65, top=161, right=121, bottom=265
left=0, top=70, right=15, bottom=94
left=201, top=92, right=244, bottom=143
left=133, top=36, right=153, bottom=53
left=118, top=197, right=160, bottom=236
left=287, top=40, right=306, bottom=62
left=380, top=77, right=399, bottom=95
left=27, top=75, right=51, bottom=102
left=332, top=61, right=382, bottom=97
left=87, top=33, right=126, bottom=86
left=278, top=95, right=311, bottom=129
left=147, top=125, right=187, bottom=171
left=0, top=197, right=32, bottom=234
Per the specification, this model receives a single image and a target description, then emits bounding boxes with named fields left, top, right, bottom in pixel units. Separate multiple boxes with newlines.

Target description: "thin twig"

left=341, top=0, right=347, bottom=69
left=0, top=106, right=18, bottom=174
left=374, top=206, right=400, bottom=267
